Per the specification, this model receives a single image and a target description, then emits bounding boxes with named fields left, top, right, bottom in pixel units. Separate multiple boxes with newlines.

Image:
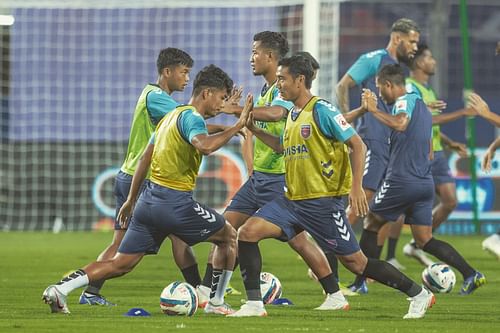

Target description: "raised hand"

left=427, top=100, right=447, bottom=113
left=237, top=94, right=253, bottom=128
left=361, top=88, right=377, bottom=112
left=468, top=93, right=491, bottom=118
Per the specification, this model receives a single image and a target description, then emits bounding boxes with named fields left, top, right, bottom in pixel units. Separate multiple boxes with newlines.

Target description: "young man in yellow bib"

left=230, top=55, right=434, bottom=319
left=42, top=65, right=252, bottom=315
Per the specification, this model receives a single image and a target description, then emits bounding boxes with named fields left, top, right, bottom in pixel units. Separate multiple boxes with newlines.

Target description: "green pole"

left=459, top=0, right=479, bottom=233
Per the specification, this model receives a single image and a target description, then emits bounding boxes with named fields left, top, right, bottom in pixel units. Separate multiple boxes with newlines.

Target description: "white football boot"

left=227, top=301, right=267, bottom=317
left=42, top=285, right=70, bottom=314
left=403, top=288, right=435, bottom=319
left=314, top=291, right=350, bottom=311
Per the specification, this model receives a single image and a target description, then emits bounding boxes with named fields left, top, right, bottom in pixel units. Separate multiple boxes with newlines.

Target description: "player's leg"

left=384, top=217, right=406, bottom=270
left=432, top=182, right=457, bottom=229
left=287, top=231, right=349, bottom=306
left=411, top=223, right=486, bottom=295
left=170, top=235, right=201, bottom=289
left=202, top=221, right=238, bottom=314
left=338, top=250, right=434, bottom=319
left=199, top=177, right=257, bottom=298
left=80, top=171, right=131, bottom=305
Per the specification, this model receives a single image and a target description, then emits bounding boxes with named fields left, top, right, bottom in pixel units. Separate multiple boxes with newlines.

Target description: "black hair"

left=377, top=64, right=406, bottom=86
left=294, top=51, right=320, bottom=70
left=407, top=42, right=429, bottom=69
left=192, top=64, right=233, bottom=96
left=391, top=18, right=420, bottom=34
left=253, top=31, right=289, bottom=59
left=278, top=55, right=314, bottom=89
left=156, top=48, right=194, bottom=74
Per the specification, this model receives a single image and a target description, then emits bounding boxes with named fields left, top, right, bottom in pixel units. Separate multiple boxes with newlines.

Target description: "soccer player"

left=361, top=63, right=485, bottom=296
left=198, top=32, right=345, bottom=303
left=468, top=92, right=500, bottom=257
left=230, top=55, right=434, bottom=319
left=402, top=43, right=477, bottom=265
left=79, top=48, right=199, bottom=306
left=336, top=18, right=420, bottom=290
left=42, top=65, right=252, bottom=315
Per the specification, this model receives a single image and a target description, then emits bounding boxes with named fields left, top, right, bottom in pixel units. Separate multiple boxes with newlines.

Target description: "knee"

left=363, top=213, right=384, bottom=232
left=414, top=236, right=432, bottom=249
left=443, top=197, right=458, bottom=211
left=342, top=253, right=367, bottom=275
left=237, top=221, right=261, bottom=242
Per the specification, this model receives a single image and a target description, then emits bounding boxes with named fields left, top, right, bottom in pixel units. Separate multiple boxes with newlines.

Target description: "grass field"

left=1, top=231, right=499, bottom=333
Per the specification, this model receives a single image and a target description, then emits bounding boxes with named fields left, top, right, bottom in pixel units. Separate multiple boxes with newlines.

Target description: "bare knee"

left=339, top=251, right=368, bottom=275
left=363, top=212, right=386, bottom=232
left=238, top=220, right=261, bottom=242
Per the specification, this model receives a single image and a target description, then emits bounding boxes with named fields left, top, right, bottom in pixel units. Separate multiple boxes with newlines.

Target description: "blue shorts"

left=254, top=195, right=360, bottom=255
left=118, top=182, right=225, bottom=254
left=362, top=139, right=390, bottom=192
left=113, top=170, right=148, bottom=230
left=225, top=171, right=285, bottom=216
left=370, top=178, right=434, bottom=226
left=431, top=151, right=454, bottom=185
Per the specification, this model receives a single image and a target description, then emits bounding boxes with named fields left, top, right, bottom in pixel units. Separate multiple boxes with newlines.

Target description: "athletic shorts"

left=118, top=182, right=225, bottom=254
left=370, top=178, right=434, bottom=226
left=254, top=195, right=360, bottom=255
left=225, top=171, right=285, bottom=216
left=362, top=139, right=390, bottom=192
left=431, top=151, right=454, bottom=185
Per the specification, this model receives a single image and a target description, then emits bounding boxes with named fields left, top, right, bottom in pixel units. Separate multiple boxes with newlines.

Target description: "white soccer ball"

left=260, top=272, right=283, bottom=304
left=160, top=281, right=198, bottom=316
left=422, top=263, right=456, bottom=293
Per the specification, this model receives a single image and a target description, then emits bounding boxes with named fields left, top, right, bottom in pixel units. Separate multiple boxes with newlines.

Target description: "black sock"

left=318, top=273, right=340, bottom=294
left=238, top=240, right=262, bottom=301
left=353, top=230, right=382, bottom=285
left=202, top=263, right=213, bottom=288
left=325, top=252, right=339, bottom=282
left=422, top=238, right=475, bottom=279
left=363, top=258, right=421, bottom=297
left=181, top=264, right=201, bottom=287
left=84, top=279, right=105, bottom=295
left=209, top=268, right=222, bottom=300
left=386, top=237, right=398, bottom=260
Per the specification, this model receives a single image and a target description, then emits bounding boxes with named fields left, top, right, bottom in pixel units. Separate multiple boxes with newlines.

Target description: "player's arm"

left=191, top=94, right=253, bottom=155
left=345, top=134, right=369, bottom=217
left=117, top=142, right=154, bottom=227
left=432, top=107, right=476, bottom=125
left=469, top=92, right=500, bottom=127
left=364, top=90, right=409, bottom=131
left=223, top=105, right=287, bottom=122
left=440, top=132, right=468, bottom=158
left=336, top=74, right=357, bottom=114
left=206, top=124, right=246, bottom=138
left=245, top=112, right=283, bottom=153
left=241, top=130, right=254, bottom=175
left=483, top=136, right=500, bottom=172
left=314, top=101, right=368, bottom=216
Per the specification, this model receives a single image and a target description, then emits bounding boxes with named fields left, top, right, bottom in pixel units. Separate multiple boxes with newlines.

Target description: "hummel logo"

left=332, top=212, right=350, bottom=241
left=374, top=181, right=390, bottom=204
left=193, top=203, right=216, bottom=223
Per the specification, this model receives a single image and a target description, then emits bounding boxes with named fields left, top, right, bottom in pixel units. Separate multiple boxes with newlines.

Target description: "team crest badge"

left=300, top=124, right=311, bottom=139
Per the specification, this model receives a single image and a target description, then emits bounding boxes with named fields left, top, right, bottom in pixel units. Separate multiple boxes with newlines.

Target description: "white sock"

left=55, top=269, right=89, bottom=295
left=211, top=270, right=233, bottom=305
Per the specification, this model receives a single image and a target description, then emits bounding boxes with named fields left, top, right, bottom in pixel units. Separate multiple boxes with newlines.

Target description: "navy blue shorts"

left=362, top=139, right=390, bottom=192
left=225, top=171, right=285, bottom=216
left=113, top=170, right=148, bottom=230
left=118, top=182, right=225, bottom=255
left=431, top=151, right=454, bottom=185
left=254, top=195, right=360, bottom=255
left=370, top=179, right=434, bottom=226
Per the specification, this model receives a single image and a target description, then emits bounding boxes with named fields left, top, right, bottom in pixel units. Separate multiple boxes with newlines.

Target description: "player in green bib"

left=198, top=32, right=346, bottom=303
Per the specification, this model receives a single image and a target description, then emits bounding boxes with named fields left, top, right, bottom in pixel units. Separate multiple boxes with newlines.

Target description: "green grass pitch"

left=1, top=231, right=499, bottom=333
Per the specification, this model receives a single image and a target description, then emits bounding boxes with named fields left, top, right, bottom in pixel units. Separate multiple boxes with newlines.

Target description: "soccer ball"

left=260, top=272, right=282, bottom=304
left=160, top=281, right=198, bottom=316
left=422, top=263, right=456, bottom=293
